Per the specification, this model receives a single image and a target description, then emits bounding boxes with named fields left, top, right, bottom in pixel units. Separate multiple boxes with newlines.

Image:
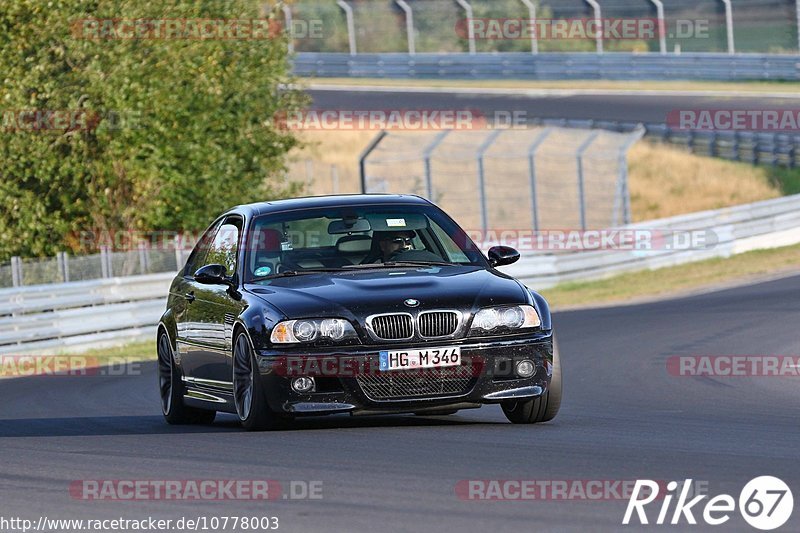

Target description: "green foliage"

left=0, top=0, right=306, bottom=262
left=767, top=167, right=800, bottom=196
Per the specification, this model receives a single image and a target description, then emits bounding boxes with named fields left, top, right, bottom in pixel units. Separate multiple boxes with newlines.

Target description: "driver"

left=372, top=230, right=415, bottom=263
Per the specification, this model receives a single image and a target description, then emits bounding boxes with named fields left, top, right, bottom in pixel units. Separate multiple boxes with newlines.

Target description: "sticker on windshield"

left=254, top=266, right=272, bottom=277
left=387, top=218, right=406, bottom=227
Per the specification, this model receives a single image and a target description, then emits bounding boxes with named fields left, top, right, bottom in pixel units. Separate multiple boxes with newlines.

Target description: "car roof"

left=225, top=194, right=433, bottom=218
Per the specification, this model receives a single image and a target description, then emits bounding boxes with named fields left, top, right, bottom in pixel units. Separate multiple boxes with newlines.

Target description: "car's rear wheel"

left=157, top=331, right=216, bottom=425
left=233, top=332, right=277, bottom=431
left=501, top=335, right=562, bottom=424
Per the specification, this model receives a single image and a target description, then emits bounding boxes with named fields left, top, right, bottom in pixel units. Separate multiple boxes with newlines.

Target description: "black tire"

left=157, top=331, right=216, bottom=425
left=414, top=410, right=459, bottom=416
left=233, top=332, right=277, bottom=431
left=501, top=335, right=562, bottom=424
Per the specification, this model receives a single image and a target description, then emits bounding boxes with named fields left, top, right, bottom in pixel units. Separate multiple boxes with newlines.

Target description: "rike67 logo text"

left=623, top=477, right=793, bottom=530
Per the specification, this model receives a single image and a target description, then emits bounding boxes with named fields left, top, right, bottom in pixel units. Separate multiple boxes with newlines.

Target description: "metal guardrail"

left=2, top=193, right=800, bottom=354
left=503, top=193, right=800, bottom=288
left=0, top=273, right=172, bottom=354
left=293, top=52, right=800, bottom=81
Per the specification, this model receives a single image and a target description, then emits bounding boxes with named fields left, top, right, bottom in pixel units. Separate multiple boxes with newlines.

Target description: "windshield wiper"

left=250, top=268, right=345, bottom=281
left=341, top=261, right=457, bottom=269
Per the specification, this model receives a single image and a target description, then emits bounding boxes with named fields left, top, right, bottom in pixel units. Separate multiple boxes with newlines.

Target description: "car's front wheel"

left=233, top=332, right=278, bottom=431
left=157, top=331, right=216, bottom=425
left=501, top=335, right=562, bottom=424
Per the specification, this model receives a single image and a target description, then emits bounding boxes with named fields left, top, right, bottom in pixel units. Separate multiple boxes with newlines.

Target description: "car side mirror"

left=194, top=264, right=229, bottom=285
left=488, top=246, right=520, bottom=267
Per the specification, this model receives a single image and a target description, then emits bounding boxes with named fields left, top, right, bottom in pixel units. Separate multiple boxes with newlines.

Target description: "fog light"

left=291, top=376, right=315, bottom=393
left=515, top=360, right=536, bottom=378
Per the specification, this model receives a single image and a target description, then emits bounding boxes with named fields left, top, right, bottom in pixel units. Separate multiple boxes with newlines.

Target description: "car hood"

left=244, top=266, right=529, bottom=319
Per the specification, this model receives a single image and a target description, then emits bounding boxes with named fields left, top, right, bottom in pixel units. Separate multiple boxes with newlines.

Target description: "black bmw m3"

left=157, top=194, right=561, bottom=430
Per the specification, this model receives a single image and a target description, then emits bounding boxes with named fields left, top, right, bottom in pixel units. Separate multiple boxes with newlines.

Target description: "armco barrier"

left=0, top=273, right=173, bottom=355
left=503, top=193, right=800, bottom=288
left=2, top=193, right=800, bottom=354
left=293, top=52, right=800, bottom=81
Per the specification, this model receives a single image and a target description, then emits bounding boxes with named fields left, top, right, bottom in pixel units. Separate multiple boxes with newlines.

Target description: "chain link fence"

left=287, top=0, right=799, bottom=55
left=0, top=241, right=194, bottom=289
left=361, top=126, right=644, bottom=232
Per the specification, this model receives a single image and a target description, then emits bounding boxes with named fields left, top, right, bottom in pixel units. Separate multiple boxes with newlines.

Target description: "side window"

left=184, top=220, right=221, bottom=277
left=204, top=219, right=241, bottom=277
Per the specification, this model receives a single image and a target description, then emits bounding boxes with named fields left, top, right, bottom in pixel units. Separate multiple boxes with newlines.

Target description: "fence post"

left=11, top=256, right=22, bottom=287
left=584, top=0, right=603, bottom=54
left=174, top=235, right=184, bottom=272
left=304, top=159, right=314, bottom=189
left=797, top=0, right=800, bottom=53
left=138, top=242, right=149, bottom=275
left=395, top=0, right=416, bottom=55
left=455, top=0, right=476, bottom=55
left=614, top=126, right=646, bottom=226
left=100, top=246, right=110, bottom=278
left=527, top=128, right=554, bottom=232
left=359, top=130, right=389, bottom=193
left=476, top=130, right=504, bottom=234
left=331, top=164, right=340, bottom=194
left=576, top=131, right=601, bottom=231
left=281, top=4, right=294, bottom=54
left=721, top=0, right=735, bottom=54
left=648, top=0, right=667, bottom=54
left=520, top=0, right=538, bottom=54
left=336, top=0, right=357, bottom=55
left=57, top=251, right=70, bottom=283
left=422, top=130, right=451, bottom=199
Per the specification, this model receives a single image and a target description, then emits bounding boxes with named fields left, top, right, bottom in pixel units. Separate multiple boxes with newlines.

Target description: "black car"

left=157, top=194, right=561, bottom=430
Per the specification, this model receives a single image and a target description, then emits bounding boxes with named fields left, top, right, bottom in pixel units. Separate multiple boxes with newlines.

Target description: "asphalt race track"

left=2, top=274, right=799, bottom=532
left=309, top=87, right=800, bottom=125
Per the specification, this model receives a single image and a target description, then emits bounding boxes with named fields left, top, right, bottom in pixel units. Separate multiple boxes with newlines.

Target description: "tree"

left=0, top=0, right=306, bottom=261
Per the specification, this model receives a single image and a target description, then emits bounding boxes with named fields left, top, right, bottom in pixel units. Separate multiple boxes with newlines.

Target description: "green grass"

left=768, top=167, right=800, bottom=196
left=69, top=340, right=157, bottom=364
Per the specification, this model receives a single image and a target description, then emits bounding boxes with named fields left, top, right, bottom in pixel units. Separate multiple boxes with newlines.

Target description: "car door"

left=175, top=219, right=221, bottom=356
left=181, top=216, right=245, bottom=388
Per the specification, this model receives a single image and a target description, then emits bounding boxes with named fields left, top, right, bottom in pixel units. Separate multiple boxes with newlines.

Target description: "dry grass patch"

left=628, top=142, right=781, bottom=221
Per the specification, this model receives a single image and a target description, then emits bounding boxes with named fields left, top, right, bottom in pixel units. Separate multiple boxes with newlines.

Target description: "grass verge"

left=72, top=340, right=157, bottom=363
left=540, top=242, right=800, bottom=309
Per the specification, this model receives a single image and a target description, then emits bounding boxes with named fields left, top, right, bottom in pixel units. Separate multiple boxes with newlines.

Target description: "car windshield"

left=243, top=203, right=486, bottom=281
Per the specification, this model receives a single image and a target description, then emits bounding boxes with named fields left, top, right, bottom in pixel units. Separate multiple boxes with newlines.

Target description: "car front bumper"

left=255, top=331, right=554, bottom=416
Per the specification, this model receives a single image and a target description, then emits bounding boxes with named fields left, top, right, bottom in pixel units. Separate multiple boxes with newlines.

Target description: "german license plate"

left=378, top=347, right=461, bottom=371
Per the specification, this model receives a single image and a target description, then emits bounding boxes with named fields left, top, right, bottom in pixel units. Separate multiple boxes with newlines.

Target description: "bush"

left=0, top=0, right=306, bottom=261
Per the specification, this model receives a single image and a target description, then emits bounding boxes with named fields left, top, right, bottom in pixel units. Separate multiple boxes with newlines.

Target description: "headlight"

left=469, top=305, right=540, bottom=335
left=270, top=318, right=357, bottom=344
